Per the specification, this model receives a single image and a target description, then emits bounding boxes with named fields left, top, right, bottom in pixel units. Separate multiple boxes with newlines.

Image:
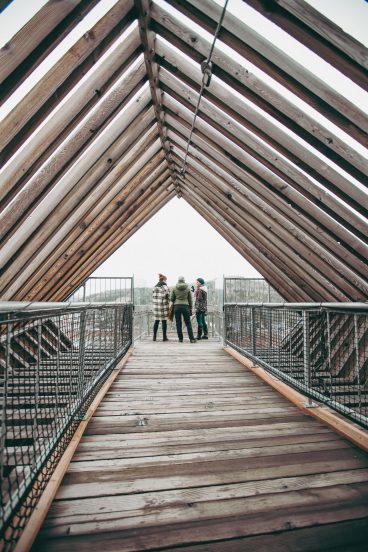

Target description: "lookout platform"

left=34, top=338, right=368, bottom=551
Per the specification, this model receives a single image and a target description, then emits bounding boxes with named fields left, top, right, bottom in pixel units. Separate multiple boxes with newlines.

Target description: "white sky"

left=1, top=0, right=367, bottom=286
left=92, top=197, right=261, bottom=287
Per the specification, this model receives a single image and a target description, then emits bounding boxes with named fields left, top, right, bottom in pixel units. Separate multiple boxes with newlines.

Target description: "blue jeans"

left=196, top=311, right=208, bottom=338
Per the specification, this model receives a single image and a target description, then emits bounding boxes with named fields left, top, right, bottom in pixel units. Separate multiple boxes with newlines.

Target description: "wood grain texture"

left=34, top=338, right=368, bottom=551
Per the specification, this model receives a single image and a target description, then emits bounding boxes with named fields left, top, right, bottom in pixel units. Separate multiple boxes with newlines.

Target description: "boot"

left=162, top=320, right=168, bottom=341
left=153, top=320, right=159, bottom=341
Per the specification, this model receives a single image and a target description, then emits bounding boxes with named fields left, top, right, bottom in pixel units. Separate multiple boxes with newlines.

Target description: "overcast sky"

left=92, top=197, right=261, bottom=287
left=1, top=0, right=367, bottom=288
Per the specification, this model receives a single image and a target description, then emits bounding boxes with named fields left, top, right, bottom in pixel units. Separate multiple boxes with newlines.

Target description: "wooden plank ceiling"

left=0, top=0, right=367, bottom=302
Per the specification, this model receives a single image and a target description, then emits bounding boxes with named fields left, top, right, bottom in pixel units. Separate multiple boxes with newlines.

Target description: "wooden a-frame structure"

left=0, top=0, right=367, bottom=302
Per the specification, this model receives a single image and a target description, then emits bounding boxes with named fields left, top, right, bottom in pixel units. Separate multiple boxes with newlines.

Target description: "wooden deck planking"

left=34, top=339, right=368, bottom=551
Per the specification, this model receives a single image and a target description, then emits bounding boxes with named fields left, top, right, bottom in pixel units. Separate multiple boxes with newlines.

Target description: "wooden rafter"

left=241, top=0, right=368, bottom=89
left=164, top=0, right=368, bottom=143
left=0, top=0, right=366, bottom=302
left=134, top=0, right=179, bottom=194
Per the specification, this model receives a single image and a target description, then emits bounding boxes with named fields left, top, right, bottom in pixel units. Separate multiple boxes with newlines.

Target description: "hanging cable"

left=179, top=0, right=229, bottom=179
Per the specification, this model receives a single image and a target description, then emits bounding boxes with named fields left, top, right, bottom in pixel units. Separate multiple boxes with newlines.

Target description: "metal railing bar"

left=226, top=340, right=368, bottom=428
left=225, top=302, right=368, bottom=312
left=1, top=303, right=133, bottom=549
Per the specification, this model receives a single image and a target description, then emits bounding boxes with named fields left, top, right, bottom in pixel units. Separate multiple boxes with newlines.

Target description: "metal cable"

left=179, top=0, right=229, bottom=179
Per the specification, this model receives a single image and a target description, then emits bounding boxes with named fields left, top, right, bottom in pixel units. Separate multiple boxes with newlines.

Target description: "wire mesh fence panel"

left=224, top=304, right=368, bottom=428
left=133, top=307, right=151, bottom=342
left=224, top=277, right=284, bottom=303
left=0, top=303, right=132, bottom=550
left=67, top=277, right=133, bottom=303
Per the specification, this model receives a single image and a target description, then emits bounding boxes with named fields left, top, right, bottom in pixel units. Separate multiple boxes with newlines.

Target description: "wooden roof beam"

left=172, top=152, right=349, bottom=301
left=0, top=82, right=152, bottom=270
left=182, top=187, right=309, bottom=302
left=3, top=142, right=165, bottom=300
left=156, top=37, right=368, bottom=189
left=169, top=128, right=368, bottom=300
left=2, top=129, right=164, bottom=299
left=0, top=0, right=137, bottom=163
left=166, top=113, right=368, bottom=286
left=44, top=174, right=172, bottom=301
left=134, top=0, right=178, bottom=194
left=163, top=97, right=368, bottom=277
left=57, top=190, right=176, bottom=301
left=0, top=0, right=103, bottom=102
left=241, top=0, right=368, bottom=89
left=14, top=155, right=168, bottom=301
left=51, top=182, right=175, bottom=301
left=165, top=0, right=368, bottom=138
left=162, top=90, right=368, bottom=256
left=181, top=169, right=342, bottom=301
left=0, top=24, right=142, bottom=203
left=153, top=7, right=368, bottom=172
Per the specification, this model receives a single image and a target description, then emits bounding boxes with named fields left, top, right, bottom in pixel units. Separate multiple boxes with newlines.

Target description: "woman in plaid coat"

left=152, top=273, right=170, bottom=341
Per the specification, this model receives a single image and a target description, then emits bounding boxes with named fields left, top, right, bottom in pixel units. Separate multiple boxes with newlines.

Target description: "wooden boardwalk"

left=34, top=338, right=368, bottom=551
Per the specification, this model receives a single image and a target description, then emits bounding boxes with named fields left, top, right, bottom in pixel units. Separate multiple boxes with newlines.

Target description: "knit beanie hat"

left=197, top=277, right=205, bottom=285
left=178, top=276, right=185, bottom=282
left=158, top=273, right=167, bottom=281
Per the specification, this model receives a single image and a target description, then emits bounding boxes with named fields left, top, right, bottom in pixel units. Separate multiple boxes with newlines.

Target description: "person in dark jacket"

left=152, top=273, right=170, bottom=341
left=170, top=276, right=196, bottom=343
left=194, top=277, right=208, bottom=339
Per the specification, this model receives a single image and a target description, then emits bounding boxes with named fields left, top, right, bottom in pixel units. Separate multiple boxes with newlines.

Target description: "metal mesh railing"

left=67, top=277, right=133, bottom=303
left=224, top=277, right=284, bottom=303
left=132, top=307, right=224, bottom=343
left=225, top=303, right=368, bottom=428
left=207, top=308, right=224, bottom=340
left=0, top=302, right=132, bottom=550
left=133, top=306, right=152, bottom=342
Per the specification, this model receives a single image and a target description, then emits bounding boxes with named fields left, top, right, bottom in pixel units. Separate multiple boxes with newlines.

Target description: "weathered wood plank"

left=35, top=339, right=368, bottom=551
left=34, top=515, right=368, bottom=552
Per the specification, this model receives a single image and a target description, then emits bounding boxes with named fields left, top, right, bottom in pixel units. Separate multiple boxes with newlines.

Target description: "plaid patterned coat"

left=152, top=283, right=170, bottom=320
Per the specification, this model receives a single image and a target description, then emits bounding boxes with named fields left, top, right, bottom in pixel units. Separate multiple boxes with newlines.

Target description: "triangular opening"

left=91, top=196, right=261, bottom=287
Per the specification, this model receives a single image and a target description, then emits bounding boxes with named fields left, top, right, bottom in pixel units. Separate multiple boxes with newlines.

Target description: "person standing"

left=170, top=276, right=196, bottom=343
left=194, top=278, right=208, bottom=340
left=152, top=273, right=170, bottom=341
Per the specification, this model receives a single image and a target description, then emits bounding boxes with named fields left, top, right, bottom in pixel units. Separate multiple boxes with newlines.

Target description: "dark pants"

left=196, top=311, right=208, bottom=338
left=174, top=305, right=194, bottom=341
left=153, top=320, right=167, bottom=339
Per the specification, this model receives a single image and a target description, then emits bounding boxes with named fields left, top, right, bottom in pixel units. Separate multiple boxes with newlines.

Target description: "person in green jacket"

left=170, top=276, right=196, bottom=343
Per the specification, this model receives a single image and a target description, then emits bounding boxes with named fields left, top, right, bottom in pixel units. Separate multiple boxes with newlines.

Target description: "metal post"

left=55, top=316, right=61, bottom=425
left=222, top=305, right=226, bottom=346
left=114, top=307, right=118, bottom=359
left=353, top=314, right=362, bottom=407
left=326, top=311, right=333, bottom=397
left=82, top=282, right=86, bottom=302
left=240, top=307, right=244, bottom=348
left=251, top=307, right=256, bottom=356
left=32, top=320, right=42, bottom=465
left=0, top=323, right=11, bottom=485
left=303, top=310, right=315, bottom=407
left=77, top=310, right=87, bottom=416
left=223, top=275, right=225, bottom=307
